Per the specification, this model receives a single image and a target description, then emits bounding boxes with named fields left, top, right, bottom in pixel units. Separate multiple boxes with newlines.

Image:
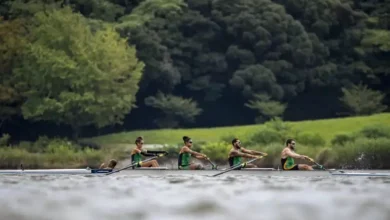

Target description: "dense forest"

left=0, top=0, right=389, bottom=140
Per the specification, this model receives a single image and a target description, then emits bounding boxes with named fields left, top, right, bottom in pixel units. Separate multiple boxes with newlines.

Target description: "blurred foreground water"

left=0, top=174, right=389, bottom=220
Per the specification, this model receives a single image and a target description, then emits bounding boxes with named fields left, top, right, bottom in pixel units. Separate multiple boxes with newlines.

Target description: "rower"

left=131, top=137, right=167, bottom=168
left=228, top=138, right=267, bottom=169
left=178, top=136, right=208, bottom=170
left=281, top=139, right=314, bottom=170
left=99, top=159, right=117, bottom=170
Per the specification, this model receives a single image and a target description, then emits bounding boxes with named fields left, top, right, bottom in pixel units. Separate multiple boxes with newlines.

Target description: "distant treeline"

left=0, top=0, right=389, bottom=140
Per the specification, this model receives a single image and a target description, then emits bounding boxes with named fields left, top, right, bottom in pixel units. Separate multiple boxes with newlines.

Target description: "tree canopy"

left=0, top=0, right=389, bottom=139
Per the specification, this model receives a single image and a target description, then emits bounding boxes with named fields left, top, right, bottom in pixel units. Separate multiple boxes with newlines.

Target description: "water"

left=0, top=174, right=389, bottom=220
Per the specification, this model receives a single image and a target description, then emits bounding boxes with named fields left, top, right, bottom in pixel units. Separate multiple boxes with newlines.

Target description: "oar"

left=211, top=156, right=262, bottom=177
left=205, top=157, right=218, bottom=170
left=106, top=153, right=166, bottom=176
left=307, top=157, right=327, bottom=170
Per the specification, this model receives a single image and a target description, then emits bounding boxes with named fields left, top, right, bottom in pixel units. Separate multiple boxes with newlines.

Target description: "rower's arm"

left=241, top=148, right=266, bottom=156
left=231, top=150, right=257, bottom=159
left=183, top=147, right=206, bottom=158
left=136, top=149, right=155, bottom=157
left=145, top=150, right=167, bottom=154
left=141, top=151, right=156, bottom=157
left=285, top=149, right=305, bottom=159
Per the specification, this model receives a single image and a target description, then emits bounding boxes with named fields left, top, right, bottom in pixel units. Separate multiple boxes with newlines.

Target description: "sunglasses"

left=139, top=142, right=144, bottom=145
left=291, top=143, right=296, bottom=145
left=188, top=141, right=193, bottom=144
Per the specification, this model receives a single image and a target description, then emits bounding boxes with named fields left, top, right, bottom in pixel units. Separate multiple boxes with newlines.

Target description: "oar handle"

left=306, top=157, right=326, bottom=170
left=205, top=157, right=218, bottom=170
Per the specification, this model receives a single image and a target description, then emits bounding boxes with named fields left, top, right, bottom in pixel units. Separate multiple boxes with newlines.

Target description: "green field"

left=89, top=113, right=390, bottom=146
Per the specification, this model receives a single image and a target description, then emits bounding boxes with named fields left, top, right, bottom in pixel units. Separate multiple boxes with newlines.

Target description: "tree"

left=0, top=18, right=26, bottom=129
left=245, top=94, right=287, bottom=123
left=340, top=83, right=387, bottom=116
left=144, top=92, right=202, bottom=128
left=13, top=8, right=144, bottom=139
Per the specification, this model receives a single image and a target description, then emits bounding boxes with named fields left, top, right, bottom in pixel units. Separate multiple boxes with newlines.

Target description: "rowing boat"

left=0, top=167, right=389, bottom=177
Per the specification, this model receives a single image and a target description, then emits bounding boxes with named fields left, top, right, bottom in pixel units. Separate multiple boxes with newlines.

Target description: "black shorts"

left=283, top=164, right=299, bottom=170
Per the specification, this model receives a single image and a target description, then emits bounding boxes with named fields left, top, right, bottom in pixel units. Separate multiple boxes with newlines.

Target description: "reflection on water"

left=0, top=174, right=389, bottom=220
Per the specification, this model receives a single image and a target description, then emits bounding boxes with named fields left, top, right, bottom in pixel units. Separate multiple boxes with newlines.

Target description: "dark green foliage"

left=331, top=133, right=356, bottom=146
left=1, top=0, right=390, bottom=137
left=249, top=129, right=283, bottom=145
left=296, top=133, right=326, bottom=147
left=340, top=84, right=387, bottom=116
left=0, top=133, right=10, bottom=146
left=144, top=92, right=202, bottom=128
left=336, top=138, right=390, bottom=169
left=358, top=125, right=390, bottom=139
left=332, top=124, right=390, bottom=146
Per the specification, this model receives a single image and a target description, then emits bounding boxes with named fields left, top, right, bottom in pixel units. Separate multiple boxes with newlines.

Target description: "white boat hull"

left=0, top=168, right=389, bottom=177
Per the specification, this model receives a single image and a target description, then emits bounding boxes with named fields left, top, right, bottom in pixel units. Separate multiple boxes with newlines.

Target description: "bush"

left=331, top=133, right=356, bottom=146
left=264, top=117, right=293, bottom=134
left=0, top=148, right=41, bottom=169
left=83, top=148, right=105, bottom=167
left=249, top=129, right=283, bottom=145
left=254, top=143, right=284, bottom=168
left=0, top=133, right=11, bottom=146
left=335, top=138, right=390, bottom=169
left=0, top=137, right=110, bottom=169
left=163, top=145, right=181, bottom=158
left=200, top=142, right=231, bottom=164
left=357, top=125, right=390, bottom=139
left=32, top=136, right=52, bottom=152
left=296, top=132, right=326, bottom=147
left=220, top=134, right=237, bottom=144
left=315, top=148, right=338, bottom=167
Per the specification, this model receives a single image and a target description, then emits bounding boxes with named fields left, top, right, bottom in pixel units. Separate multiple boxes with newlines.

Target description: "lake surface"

left=0, top=173, right=389, bottom=220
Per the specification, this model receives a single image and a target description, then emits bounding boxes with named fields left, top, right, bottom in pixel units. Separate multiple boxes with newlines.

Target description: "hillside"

left=89, top=113, right=390, bottom=146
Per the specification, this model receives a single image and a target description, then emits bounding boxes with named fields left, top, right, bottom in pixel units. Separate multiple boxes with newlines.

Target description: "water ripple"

left=0, top=174, right=389, bottom=220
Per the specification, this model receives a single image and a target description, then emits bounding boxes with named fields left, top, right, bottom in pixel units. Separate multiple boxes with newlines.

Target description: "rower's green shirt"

left=178, top=152, right=191, bottom=169
left=131, top=150, right=142, bottom=164
left=228, top=149, right=242, bottom=167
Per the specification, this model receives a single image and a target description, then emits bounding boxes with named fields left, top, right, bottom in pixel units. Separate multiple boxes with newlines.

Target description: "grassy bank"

left=88, top=113, right=390, bottom=169
left=0, top=137, right=127, bottom=169
left=1, top=113, right=390, bottom=169
left=89, top=113, right=390, bottom=145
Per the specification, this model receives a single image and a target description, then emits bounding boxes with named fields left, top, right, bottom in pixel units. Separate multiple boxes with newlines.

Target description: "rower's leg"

left=141, top=160, right=159, bottom=167
left=245, top=164, right=258, bottom=168
left=189, top=163, right=204, bottom=170
left=298, top=164, right=314, bottom=171
left=152, top=160, right=159, bottom=167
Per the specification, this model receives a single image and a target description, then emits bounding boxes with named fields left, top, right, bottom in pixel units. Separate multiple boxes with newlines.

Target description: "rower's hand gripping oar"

left=306, top=157, right=326, bottom=170
left=205, top=157, right=218, bottom=170
left=106, top=153, right=167, bottom=176
left=211, top=156, right=263, bottom=177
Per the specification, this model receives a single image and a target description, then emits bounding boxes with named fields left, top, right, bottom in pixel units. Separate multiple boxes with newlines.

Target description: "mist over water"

left=0, top=174, right=389, bottom=220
